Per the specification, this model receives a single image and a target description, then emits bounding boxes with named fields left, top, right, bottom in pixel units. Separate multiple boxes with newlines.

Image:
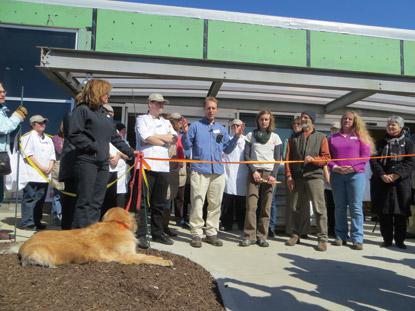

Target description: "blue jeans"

left=52, top=189, right=62, bottom=218
left=269, top=187, right=278, bottom=231
left=331, top=172, right=365, bottom=244
left=20, top=182, right=48, bottom=227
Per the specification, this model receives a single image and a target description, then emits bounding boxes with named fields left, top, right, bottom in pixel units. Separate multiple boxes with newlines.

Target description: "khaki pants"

left=244, top=171, right=275, bottom=241
left=291, top=178, right=328, bottom=241
left=190, top=171, right=225, bottom=237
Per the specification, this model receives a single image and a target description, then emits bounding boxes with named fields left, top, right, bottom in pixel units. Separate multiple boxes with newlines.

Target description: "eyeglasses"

left=34, top=121, right=46, bottom=125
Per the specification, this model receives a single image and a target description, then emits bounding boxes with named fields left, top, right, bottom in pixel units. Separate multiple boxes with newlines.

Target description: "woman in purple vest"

left=328, top=111, right=374, bottom=250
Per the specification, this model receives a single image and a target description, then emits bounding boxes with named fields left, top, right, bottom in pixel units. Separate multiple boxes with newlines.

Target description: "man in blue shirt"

left=182, top=96, right=242, bottom=248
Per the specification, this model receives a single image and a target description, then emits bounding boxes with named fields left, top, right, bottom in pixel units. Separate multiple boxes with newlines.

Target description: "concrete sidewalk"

left=1, top=203, right=414, bottom=311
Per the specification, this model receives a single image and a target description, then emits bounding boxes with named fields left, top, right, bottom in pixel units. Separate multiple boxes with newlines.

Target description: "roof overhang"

left=38, top=47, right=415, bottom=118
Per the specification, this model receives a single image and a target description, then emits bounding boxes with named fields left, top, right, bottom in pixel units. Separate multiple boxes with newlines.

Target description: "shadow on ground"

left=218, top=253, right=415, bottom=311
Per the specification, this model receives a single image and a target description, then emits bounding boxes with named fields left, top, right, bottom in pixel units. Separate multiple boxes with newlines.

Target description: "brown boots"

left=285, top=234, right=300, bottom=246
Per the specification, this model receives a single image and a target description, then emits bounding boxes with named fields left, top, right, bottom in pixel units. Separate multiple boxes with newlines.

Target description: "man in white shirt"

left=133, top=93, right=177, bottom=248
left=19, top=115, right=55, bottom=230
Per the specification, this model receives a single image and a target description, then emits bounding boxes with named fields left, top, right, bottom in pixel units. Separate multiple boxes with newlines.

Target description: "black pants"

left=325, top=189, right=335, bottom=235
left=61, top=178, right=77, bottom=230
left=101, top=172, right=118, bottom=218
left=221, top=193, right=246, bottom=230
left=379, top=213, right=407, bottom=244
left=130, top=170, right=169, bottom=239
left=72, top=160, right=109, bottom=228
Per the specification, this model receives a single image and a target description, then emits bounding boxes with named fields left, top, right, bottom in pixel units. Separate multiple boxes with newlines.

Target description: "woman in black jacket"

left=68, top=79, right=135, bottom=228
left=370, top=116, right=415, bottom=249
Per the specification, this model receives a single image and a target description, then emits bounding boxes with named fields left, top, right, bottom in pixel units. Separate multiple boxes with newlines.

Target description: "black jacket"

left=68, top=103, right=134, bottom=163
left=370, top=133, right=415, bottom=216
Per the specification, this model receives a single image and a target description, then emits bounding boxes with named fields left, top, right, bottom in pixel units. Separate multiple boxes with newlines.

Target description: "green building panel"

left=404, top=41, right=415, bottom=76
left=0, top=0, right=92, bottom=29
left=207, top=21, right=307, bottom=66
left=95, top=9, right=204, bottom=58
left=310, top=32, right=401, bottom=75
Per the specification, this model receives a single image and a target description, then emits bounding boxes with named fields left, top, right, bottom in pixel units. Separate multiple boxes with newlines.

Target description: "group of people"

left=0, top=78, right=414, bottom=251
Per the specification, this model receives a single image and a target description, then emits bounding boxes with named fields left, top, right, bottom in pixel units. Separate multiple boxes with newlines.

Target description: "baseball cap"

left=30, top=115, right=48, bottom=124
left=230, top=119, right=243, bottom=126
left=148, top=93, right=168, bottom=104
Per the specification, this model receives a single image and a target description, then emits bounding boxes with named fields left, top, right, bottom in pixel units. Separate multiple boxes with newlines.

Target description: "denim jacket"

left=0, top=105, right=20, bottom=152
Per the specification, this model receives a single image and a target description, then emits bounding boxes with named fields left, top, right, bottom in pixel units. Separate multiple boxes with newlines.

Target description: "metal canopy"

left=39, top=47, right=415, bottom=118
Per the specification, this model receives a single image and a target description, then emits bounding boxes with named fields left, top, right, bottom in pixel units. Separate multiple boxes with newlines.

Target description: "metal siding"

left=95, top=9, right=204, bottom=58
left=404, top=41, right=415, bottom=76
left=207, top=20, right=306, bottom=66
left=0, top=0, right=92, bottom=29
left=310, top=32, right=401, bottom=74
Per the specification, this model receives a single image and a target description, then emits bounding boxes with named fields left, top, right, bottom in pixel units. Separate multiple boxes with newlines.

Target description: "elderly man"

left=0, top=82, right=27, bottom=238
left=133, top=93, right=177, bottom=249
left=285, top=111, right=330, bottom=251
left=19, top=115, right=55, bottom=230
left=182, top=97, right=242, bottom=248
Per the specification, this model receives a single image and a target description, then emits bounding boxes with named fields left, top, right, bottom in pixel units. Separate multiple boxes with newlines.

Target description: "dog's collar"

left=112, top=220, right=129, bottom=230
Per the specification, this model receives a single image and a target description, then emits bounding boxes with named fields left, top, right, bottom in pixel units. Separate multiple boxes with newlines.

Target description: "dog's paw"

left=163, top=259, right=174, bottom=267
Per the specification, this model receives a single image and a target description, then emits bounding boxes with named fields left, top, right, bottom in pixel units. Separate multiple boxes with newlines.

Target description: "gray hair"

left=387, top=115, right=404, bottom=128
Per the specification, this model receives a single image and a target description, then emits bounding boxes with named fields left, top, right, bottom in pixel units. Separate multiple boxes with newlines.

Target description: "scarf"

left=381, top=131, right=406, bottom=166
left=253, top=129, right=271, bottom=144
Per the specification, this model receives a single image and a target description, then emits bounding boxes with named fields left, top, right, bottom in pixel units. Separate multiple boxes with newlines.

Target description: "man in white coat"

left=19, top=115, right=55, bottom=230
left=220, top=119, right=249, bottom=231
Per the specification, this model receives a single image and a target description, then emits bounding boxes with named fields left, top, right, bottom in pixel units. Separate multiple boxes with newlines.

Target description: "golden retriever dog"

left=18, top=207, right=173, bottom=268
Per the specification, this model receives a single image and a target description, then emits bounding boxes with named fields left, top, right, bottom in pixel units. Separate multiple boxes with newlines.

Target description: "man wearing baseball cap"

left=132, top=93, right=177, bottom=248
left=19, top=114, right=55, bottom=230
left=285, top=111, right=331, bottom=251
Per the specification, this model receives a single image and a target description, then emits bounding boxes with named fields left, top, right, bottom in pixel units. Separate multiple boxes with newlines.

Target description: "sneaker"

left=35, top=223, right=47, bottom=231
left=152, top=234, right=174, bottom=245
left=137, top=237, right=150, bottom=249
left=351, top=243, right=363, bottom=250
left=257, top=239, right=269, bottom=247
left=203, top=235, right=223, bottom=247
left=316, top=241, right=327, bottom=251
left=285, top=234, right=300, bottom=246
left=163, top=227, right=178, bottom=237
left=239, top=239, right=256, bottom=247
left=395, top=242, right=407, bottom=249
left=190, top=236, right=202, bottom=248
left=332, top=239, right=347, bottom=246
left=380, top=241, right=392, bottom=248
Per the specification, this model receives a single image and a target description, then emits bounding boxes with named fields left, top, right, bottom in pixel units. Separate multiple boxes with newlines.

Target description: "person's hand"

left=12, top=105, right=28, bottom=121
left=171, top=135, right=178, bottom=144
left=304, top=155, right=314, bottom=165
left=381, top=174, right=393, bottom=183
left=181, top=118, right=189, bottom=134
left=267, top=175, right=276, bottom=185
left=287, top=176, right=295, bottom=191
left=390, top=173, right=400, bottom=182
left=109, top=154, right=120, bottom=168
left=252, top=171, right=261, bottom=183
left=234, top=124, right=243, bottom=137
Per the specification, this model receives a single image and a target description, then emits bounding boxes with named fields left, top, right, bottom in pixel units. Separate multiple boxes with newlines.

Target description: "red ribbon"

left=125, top=152, right=144, bottom=212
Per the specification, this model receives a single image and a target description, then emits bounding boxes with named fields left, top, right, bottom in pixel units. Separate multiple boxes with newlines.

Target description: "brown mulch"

left=0, top=244, right=224, bottom=311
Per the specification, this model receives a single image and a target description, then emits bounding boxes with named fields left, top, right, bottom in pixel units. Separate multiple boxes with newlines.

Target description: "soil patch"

left=0, top=244, right=224, bottom=311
